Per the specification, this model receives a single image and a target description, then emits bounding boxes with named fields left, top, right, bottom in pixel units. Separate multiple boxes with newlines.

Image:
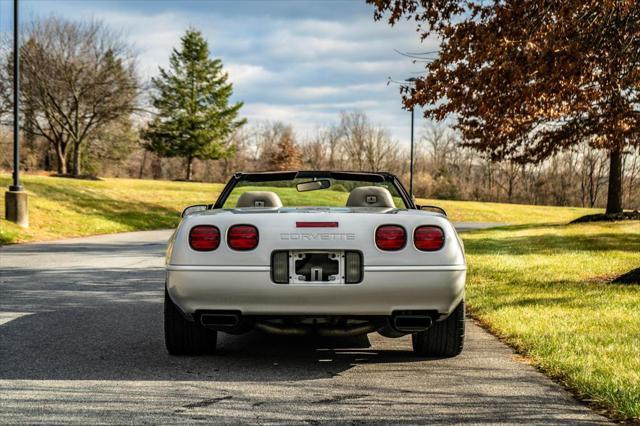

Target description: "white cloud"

left=226, top=64, right=275, bottom=85
left=22, top=0, right=438, bottom=146
left=70, top=10, right=189, bottom=78
left=292, top=83, right=385, bottom=100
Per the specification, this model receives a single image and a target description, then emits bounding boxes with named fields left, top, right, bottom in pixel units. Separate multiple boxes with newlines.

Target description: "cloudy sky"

left=2, top=0, right=437, bottom=144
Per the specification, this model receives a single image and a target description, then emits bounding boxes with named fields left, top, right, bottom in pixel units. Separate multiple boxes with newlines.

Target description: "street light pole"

left=405, top=77, right=417, bottom=199
left=10, top=0, right=21, bottom=192
left=409, top=106, right=414, bottom=198
left=5, top=0, right=28, bottom=228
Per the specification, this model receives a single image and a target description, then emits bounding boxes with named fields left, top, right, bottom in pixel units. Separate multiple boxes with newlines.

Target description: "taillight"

left=414, top=226, right=445, bottom=251
left=375, top=225, right=406, bottom=251
left=189, top=225, right=220, bottom=251
left=228, top=225, right=259, bottom=250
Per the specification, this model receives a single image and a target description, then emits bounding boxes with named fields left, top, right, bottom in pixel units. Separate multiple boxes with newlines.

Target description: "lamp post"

left=5, top=0, right=28, bottom=227
left=405, top=77, right=416, bottom=199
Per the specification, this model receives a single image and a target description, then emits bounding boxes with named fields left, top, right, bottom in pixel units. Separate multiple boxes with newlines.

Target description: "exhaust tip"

left=200, top=313, right=240, bottom=328
left=392, top=315, right=433, bottom=332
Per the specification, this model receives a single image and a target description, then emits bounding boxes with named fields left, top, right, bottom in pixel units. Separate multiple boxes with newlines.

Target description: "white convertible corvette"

left=165, top=171, right=466, bottom=357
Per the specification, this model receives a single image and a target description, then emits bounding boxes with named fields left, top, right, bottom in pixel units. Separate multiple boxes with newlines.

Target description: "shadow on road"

left=0, top=300, right=426, bottom=382
left=0, top=266, right=428, bottom=382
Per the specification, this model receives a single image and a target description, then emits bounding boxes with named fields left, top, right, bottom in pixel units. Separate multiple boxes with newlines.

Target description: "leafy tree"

left=82, top=117, right=138, bottom=176
left=369, top=0, right=640, bottom=214
left=261, top=123, right=302, bottom=171
left=17, top=18, right=138, bottom=176
left=143, top=29, right=245, bottom=180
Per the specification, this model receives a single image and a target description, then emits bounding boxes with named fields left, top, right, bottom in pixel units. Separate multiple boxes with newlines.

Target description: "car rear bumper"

left=166, top=265, right=466, bottom=317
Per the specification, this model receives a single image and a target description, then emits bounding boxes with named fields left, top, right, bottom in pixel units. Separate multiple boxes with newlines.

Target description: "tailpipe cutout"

left=200, top=313, right=241, bottom=330
left=392, top=315, right=433, bottom=333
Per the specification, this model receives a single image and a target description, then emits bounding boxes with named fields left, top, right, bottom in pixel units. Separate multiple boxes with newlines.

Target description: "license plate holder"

left=289, top=250, right=345, bottom=284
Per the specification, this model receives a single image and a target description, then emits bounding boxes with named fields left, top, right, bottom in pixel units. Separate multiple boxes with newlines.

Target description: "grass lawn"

left=417, top=198, right=601, bottom=225
left=0, top=174, right=224, bottom=244
left=0, top=173, right=600, bottom=244
left=462, top=221, right=640, bottom=420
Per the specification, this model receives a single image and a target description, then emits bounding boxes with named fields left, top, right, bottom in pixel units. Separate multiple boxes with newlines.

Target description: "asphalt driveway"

left=0, top=228, right=608, bottom=424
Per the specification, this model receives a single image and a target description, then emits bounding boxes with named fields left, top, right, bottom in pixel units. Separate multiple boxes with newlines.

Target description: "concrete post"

left=5, top=190, right=28, bottom=228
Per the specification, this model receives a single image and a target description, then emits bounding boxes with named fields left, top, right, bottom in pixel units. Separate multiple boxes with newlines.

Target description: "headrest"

left=346, top=186, right=396, bottom=208
left=236, top=191, right=283, bottom=208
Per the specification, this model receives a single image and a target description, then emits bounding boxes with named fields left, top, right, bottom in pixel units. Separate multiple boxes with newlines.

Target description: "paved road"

left=0, top=229, right=608, bottom=424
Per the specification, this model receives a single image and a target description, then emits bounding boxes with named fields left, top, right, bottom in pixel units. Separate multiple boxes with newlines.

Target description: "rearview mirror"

left=181, top=204, right=208, bottom=217
left=296, top=179, right=331, bottom=192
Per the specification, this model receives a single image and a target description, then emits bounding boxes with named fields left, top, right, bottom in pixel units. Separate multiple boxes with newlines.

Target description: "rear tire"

left=164, top=289, right=217, bottom=355
left=412, top=300, right=465, bottom=357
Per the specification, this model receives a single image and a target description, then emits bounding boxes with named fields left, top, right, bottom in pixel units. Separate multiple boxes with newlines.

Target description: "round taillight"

left=414, top=226, right=445, bottom=251
left=228, top=225, right=259, bottom=251
left=375, top=225, right=406, bottom=251
left=189, top=225, right=220, bottom=251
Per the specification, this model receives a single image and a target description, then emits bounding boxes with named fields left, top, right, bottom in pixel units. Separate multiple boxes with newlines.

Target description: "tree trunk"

left=71, top=143, right=81, bottom=177
left=44, top=148, right=51, bottom=171
left=606, top=148, right=623, bottom=214
left=185, top=156, right=193, bottom=181
left=151, top=155, right=162, bottom=179
left=139, top=150, right=148, bottom=179
left=55, top=144, right=67, bottom=175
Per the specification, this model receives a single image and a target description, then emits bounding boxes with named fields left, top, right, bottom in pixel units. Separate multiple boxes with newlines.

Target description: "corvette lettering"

left=280, top=232, right=356, bottom=241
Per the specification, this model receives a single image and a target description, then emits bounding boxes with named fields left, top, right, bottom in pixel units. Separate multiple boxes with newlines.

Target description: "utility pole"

left=410, top=106, right=414, bottom=198
left=5, top=0, right=28, bottom=227
left=405, top=77, right=416, bottom=199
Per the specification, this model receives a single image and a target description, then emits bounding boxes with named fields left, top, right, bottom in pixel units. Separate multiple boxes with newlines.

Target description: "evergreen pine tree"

left=143, top=29, right=245, bottom=180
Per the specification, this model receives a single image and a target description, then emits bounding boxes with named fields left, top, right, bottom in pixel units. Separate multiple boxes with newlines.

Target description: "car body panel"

left=166, top=268, right=465, bottom=316
left=167, top=207, right=465, bottom=267
left=166, top=206, right=466, bottom=318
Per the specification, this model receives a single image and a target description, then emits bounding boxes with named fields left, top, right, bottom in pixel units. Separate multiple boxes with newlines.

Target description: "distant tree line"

left=105, top=113, right=640, bottom=209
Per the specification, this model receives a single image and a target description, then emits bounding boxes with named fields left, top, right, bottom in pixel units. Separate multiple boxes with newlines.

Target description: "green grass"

left=0, top=174, right=224, bottom=244
left=417, top=197, right=601, bottom=224
left=462, top=221, right=640, bottom=420
left=0, top=173, right=600, bottom=244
